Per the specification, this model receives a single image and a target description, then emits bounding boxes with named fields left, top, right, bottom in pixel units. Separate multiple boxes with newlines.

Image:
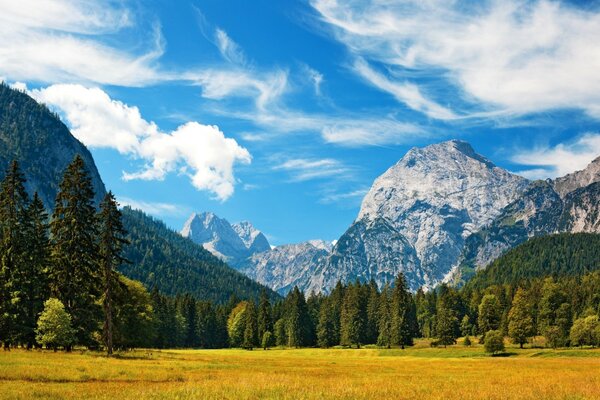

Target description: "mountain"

left=239, top=240, right=332, bottom=295
left=457, top=156, right=600, bottom=282
left=306, top=140, right=529, bottom=293
left=181, top=212, right=270, bottom=265
left=0, top=84, right=277, bottom=303
left=0, top=83, right=106, bottom=208
left=465, top=233, right=600, bottom=289
left=121, top=208, right=277, bottom=302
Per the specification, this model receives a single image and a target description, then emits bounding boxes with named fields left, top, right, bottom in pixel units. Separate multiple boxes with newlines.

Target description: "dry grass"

left=1, top=342, right=599, bottom=399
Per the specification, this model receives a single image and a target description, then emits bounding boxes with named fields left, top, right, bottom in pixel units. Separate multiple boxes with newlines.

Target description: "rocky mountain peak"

left=553, top=156, right=600, bottom=198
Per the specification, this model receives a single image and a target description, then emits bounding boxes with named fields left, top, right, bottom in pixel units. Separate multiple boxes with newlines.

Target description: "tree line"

left=1, top=156, right=599, bottom=352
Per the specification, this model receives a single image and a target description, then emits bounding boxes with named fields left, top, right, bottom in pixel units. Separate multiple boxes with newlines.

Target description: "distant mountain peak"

left=553, top=155, right=600, bottom=198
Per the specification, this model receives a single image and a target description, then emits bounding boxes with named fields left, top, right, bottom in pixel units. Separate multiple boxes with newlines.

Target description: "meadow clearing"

left=1, top=340, right=599, bottom=400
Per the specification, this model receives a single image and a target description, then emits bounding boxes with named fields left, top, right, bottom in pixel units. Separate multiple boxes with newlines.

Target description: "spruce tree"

left=391, top=273, right=414, bottom=348
left=19, top=192, right=50, bottom=348
left=49, top=155, right=101, bottom=347
left=340, top=284, right=363, bottom=348
left=436, top=304, right=458, bottom=347
left=508, top=288, right=534, bottom=348
left=366, top=279, right=380, bottom=344
left=286, top=287, right=311, bottom=347
left=257, top=289, right=272, bottom=341
left=317, top=299, right=335, bottom=348
left=242, top=301, right=258, bottom=350
left=0, top=161, right=29, bottom=348
left=377, top=285, right=392, bottom=348
left=98, top=192, right=128, bottom=355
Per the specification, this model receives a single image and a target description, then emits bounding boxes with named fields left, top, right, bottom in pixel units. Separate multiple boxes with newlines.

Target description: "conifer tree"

left=366, top=279, right=380, bottom=344
left=49, top=155, right=101, bottom=347
left=0, top=161, right=29, bottom=348
left=257, top=289, right=272, bottom=341
left=436, top=304, right=458, bottom=347
left=391, top=273, right=414, bottom=348
left=98, top=192, right=128, bottom=355
left=377, top=285, right=392, bottom=348
left=317, top=299, right=336, bottom=348
left=242, top=301, right=258, bottom=349
left=340, top=284, right=363, bottom=348
left=508, top=288, right=534, bottom=348
left=19, top=192, right=50, bottom=348
left=286, top=287, right=311, bottom=347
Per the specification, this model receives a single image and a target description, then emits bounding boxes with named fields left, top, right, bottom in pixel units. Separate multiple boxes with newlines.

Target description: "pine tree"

left=242, top=301, right=258, bottom=350
left=391, top=273, right=414, bottom=348
left=508, top=288, right=534, bottom=348
left=19, top=192, right=50, bottom=348
left=286, top=287, right=311, bottom=347
left=98, top=192, right=128, bottom=355
left=317, top=300, right=335, bottom=348
left=460, top=314, right=473, bottom=338
left=436, top=303, right=458, bottom=347
left=257, top=289, right=272, bottom=341
left=340, top=284, right=363, bottom=348
left=366, top=279, right=380, bottom=344
left=49, top=155, right=101, bottom=347
left=0, top=161, right=29, bottom=348
left=377, top=285, right=392, bottom=348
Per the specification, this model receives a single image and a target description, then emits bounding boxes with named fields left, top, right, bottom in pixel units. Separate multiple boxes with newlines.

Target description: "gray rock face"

left=181, top=212, right=270, bottom=265
left=307, top=140, right=529, bottom=292
left=240, top=241, right=331, bottom=295
left=455, top=156, right=600, bottom=283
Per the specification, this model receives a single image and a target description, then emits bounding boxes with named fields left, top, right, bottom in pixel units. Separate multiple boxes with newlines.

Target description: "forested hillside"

left=466, top=233, right=600, bottom=289
left=0, top=83, right=106, bottom=208
left=121, top=207, right=278, bottom=303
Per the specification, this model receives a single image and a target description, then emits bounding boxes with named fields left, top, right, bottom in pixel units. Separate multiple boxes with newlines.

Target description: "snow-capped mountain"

left=239, top=241, right=332, bottom=295
left=456, top=156, right=600, bottom=282
left=181, top=212, right=270, bottom=265
left=306, top=140, right=530, bottom=293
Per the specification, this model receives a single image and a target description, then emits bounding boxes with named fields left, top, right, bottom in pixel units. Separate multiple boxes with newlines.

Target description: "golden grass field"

left=1, top=340, right=599, bottom=400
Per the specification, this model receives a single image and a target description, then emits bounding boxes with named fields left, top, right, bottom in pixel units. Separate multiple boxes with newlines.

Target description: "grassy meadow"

left=1, top=340, right=599, bottom=400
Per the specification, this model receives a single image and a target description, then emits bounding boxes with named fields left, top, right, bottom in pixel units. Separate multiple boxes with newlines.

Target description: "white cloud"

left=311, top=0, right=600, bottom=119
left=512, top=133, right=600, bottom=178
left=117, top=197, right=188, bottom=217
left=0, top=0, right=165, bottom=86
left=29, top=84, right=251, bottom=200
left=274, top=158, right=349, bottom=181
left=319, top=188, right=368, bottom=204
left=215, top=28, right=246, bottom=65
left=302, top=64, right=324, bottom=96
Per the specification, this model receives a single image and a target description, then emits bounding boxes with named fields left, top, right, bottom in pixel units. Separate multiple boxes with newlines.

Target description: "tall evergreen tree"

left=242, top=301, right=258, bottom=349
left=340, top=284, right=364, bottom=348
left=49, top=155, right=101, bottom=347
left=257, top=289, right=272, bottom=341
left=366, top=279, right=380, bottom=344
left=478, top=294, right=501, bottom=338
left=98, top=192, right=128, bottom=355
left=391, top=273, right=414, bottom=348
left=19, top=192, right=50, bottom=348
left=377, top=285, right=392, bottom=348
left=286, top=287, right=312, bottom=347
left=0, top=161, right=29, bottom=348
left=316, top=299, right=336, bottom=348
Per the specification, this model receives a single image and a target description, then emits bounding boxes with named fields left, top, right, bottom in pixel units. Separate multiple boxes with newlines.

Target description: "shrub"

left=484, top=330, right=504, bottom=355
left=463, top=335, right=472, bottom=346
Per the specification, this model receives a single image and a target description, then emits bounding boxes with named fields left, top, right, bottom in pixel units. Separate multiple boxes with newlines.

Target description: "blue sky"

left=2, top=0, right=600, bottom=245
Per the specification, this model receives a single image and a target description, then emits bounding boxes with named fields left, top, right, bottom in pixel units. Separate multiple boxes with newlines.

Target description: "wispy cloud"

left=215, top=28, right=247, bottom=65
left=512, top=133, right=600, bottom=178
left=274, top=158, right=350, bottom=181
left=117, top=197, right=188, bottom=217
left=310, top=0, right=600, bottom=120
left=319, top=188, right=369, bottom=204
left=29, top=84, right=251, bottom=200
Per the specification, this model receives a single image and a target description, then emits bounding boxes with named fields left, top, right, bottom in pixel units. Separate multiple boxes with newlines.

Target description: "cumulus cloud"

left=30, top=84, right=251, bottom=200
left=311, top=0, right=600, bottom=119
left=512, top=133, right=600, bottom=178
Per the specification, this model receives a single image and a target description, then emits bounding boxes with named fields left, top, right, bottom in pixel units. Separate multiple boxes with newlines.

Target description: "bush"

left=484, top=330, right=504, bottom=355
left=463, top=335, right=472, bottom=346
left=570, top=316, right=600, bottom=347
left=36, top=298, right=76, bottom=351
left=545, top=326, right=566, bottom=349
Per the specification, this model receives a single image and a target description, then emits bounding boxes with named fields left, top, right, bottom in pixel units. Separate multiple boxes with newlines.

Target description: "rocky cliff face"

left=0, top=83, right=106, bottom=208
left=307, top=140, right=529, bottom=292
left=240, top=240, right=331, bottom=295
left=455, top=156, right=600, bottom=283
left=181, top=212, right=270, bottom=265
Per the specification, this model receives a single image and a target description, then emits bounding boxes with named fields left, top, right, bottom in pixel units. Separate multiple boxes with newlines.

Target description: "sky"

left=1, top=0, right=600, bottom=245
